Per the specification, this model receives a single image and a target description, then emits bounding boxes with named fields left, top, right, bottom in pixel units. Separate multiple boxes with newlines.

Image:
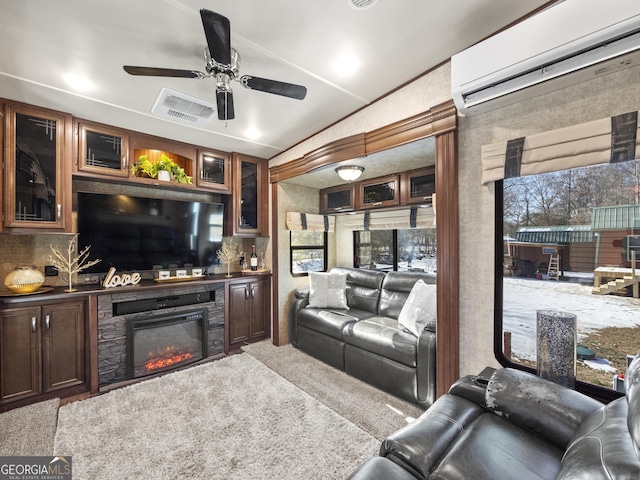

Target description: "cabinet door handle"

left=57, top=204, right=62, bottom=219
left=31, top=316, right=37, bottom=332
left=245, top=286, right=249, bottom=299
left=250, top=285, right=255, bottom=299
left=45, top=314, right=51, bottom=330
left=122, top=154, right=127, bottom=170
left=372, top=201, right=383, bottom=206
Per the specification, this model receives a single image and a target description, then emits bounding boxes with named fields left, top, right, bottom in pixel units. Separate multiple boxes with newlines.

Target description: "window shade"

left=343, top=206, right=435, bottom=231
left=481, top=111, right=639, bottom=184
left=286, top=212, right=335, bottom=232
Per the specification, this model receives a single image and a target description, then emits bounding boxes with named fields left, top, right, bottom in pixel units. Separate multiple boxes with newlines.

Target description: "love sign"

left=102, top=267, right=142, bottom=288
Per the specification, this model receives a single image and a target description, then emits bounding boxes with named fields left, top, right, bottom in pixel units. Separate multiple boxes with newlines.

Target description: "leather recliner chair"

left=348, top=355, right=640, bottom=479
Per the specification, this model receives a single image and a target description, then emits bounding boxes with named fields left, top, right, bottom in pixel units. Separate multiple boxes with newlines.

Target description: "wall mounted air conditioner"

left=451, top=0, right=640, bottom=115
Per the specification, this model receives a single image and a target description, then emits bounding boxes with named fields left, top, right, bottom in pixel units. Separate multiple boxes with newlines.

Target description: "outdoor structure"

left=504, top=205, right=640, bottom=296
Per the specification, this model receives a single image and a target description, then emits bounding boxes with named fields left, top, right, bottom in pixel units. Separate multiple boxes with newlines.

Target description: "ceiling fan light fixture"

left=349, top=0, right=380, bottom=11
left=335, top=165, right=364, bottom=182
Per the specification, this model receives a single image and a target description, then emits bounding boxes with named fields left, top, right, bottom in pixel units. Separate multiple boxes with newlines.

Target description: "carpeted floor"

left=53, top=353, right=380, bottom=479
left=242, top=341, right=423, bottom=441
left=0, top=397, right=59, bottom=456
left=1, top=341, right=422, bottom=478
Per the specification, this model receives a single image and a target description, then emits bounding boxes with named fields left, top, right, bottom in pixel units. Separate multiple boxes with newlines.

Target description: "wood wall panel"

left=435, top=130, right=460, bottom=396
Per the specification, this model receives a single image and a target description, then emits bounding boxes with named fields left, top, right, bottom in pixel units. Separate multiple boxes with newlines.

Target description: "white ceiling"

left=0, top=0, right=552, bottom=164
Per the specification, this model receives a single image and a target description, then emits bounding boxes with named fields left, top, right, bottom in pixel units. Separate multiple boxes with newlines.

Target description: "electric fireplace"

left=127, top=310, right=208, bottom=379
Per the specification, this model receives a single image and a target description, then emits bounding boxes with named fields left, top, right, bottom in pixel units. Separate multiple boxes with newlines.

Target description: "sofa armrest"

left=448, top=374, right=491, bottom=408
left=416, top=323, right=436, bottom=408
left=381, top=394, right=485, bottom=480
left=486, top=368, right=603, bottom=449
left=293, top=286, right=310, bottom=300
left=288, top=288, right=310, bottom=347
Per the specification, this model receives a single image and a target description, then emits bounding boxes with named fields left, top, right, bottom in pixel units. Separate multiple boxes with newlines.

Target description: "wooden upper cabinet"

left=75, top=119, right=129, bottom=177
left=226, top=153, right=268, bottom=237
left=128, top=131, right=196, bottom=187
left=320, top=183, right=356, bottom=214
left=196, top=149, right=231, bottom=193
left=356, top=174, right=400, bottom=210
left=3, top=101, right=72, bottom=232
left=401, top=166, right=436, bottom=206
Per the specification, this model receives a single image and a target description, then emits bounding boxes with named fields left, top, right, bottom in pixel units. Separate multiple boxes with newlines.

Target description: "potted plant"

left=130, top=154, right=193, bottom=184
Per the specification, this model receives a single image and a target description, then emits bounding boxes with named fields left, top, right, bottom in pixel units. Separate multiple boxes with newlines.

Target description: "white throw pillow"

left=398, top=279, right=436, bottom=337
left=307, top=271, right=349, bottom=309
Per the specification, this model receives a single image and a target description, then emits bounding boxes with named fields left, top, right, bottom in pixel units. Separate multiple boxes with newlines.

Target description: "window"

left=354, top=228, right=436, bottom=272
left=290, top=231, right=327, bottom=276
left=497, top=159, right=640, bottom=398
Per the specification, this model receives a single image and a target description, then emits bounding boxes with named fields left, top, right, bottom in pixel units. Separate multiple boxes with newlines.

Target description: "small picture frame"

left=191, top=268, right=203, bottom=277
left=158, top=270, right=171, bottom=280
left=176, top=269, right=188, bottom=278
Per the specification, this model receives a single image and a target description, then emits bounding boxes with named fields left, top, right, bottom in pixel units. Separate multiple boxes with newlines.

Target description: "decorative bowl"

left=4, top=266, right=45, bottom=294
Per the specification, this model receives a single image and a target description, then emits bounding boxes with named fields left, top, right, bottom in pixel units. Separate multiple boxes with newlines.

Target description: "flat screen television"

left=77, top=192, right=224, bottom=274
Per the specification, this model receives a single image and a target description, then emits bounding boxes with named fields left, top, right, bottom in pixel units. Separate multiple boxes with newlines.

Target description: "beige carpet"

left=242, top=341, right=424, bottom=441
left=0, top=398, right=59, bottom=456
left=54, top=353, right=379, bottom=479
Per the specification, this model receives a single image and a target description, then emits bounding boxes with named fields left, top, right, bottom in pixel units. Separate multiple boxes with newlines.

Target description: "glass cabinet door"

left=77, top=121, right=129, bottom=177
left=228, top=153, right=267, bottom=236
left=240, top=160, right=258, bottom=229
left=4, top=103, right=70, bottom=230
left=357, top=174, right=400, bottom=210
left=402, top=167, right=435, bottom=205
left=320, top=184, right=355, bottom=213
left=196, top=149, right=231, bottom=193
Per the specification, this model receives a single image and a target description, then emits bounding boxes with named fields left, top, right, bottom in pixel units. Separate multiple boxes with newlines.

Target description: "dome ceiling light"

left=335, top=165, right=365, bottom=182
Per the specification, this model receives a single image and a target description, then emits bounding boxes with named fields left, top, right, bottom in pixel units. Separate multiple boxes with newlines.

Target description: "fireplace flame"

left=144, top=349, right=195, bottom=372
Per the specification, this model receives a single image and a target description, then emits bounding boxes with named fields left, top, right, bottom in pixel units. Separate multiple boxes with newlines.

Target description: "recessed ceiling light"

left=245, top=128, right=261, bottom=140
left=335, top=53, right=360, bottom=77
left=64, top=73, right=95, bottom=92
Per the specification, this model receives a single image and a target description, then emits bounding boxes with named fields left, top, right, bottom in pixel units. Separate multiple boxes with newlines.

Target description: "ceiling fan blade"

left=200, top=9, right=231, bottom=67
left=123, top=66, right=205, bottom=78
left=240, top=75, right=307, bottom=100
left=216, top=88, right=235, bottom=120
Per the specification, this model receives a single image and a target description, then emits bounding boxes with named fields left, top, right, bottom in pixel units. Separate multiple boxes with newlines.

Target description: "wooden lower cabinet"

left=228, top=278, right=270, bottom=349
left=1, top=300, right=87, bottom=408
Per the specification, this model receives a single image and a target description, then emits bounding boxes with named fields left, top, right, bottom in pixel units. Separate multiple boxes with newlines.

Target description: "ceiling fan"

left=123, top=9, right=307, bottom=121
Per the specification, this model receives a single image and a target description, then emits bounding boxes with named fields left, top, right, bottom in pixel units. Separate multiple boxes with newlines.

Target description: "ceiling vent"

left=151, top=87, right=216, bottom=127
left=349, top=0, right=380, bottom=11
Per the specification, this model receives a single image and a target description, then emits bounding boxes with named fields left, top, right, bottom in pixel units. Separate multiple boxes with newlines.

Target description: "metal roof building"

left=515, top=225, right=593, bottom=244
left=592, top=205, right=640, bottom=230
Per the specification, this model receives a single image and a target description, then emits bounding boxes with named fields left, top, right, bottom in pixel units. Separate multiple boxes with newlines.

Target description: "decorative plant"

left=48, top=235, right=102, bottom=292
left=130, top=154, right=193, bottom=184
left=216, top=237, right=239, bottom=277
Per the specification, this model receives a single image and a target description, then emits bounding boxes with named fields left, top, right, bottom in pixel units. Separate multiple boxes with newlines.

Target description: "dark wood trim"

left=270, top=157, right=306, bottom=183
left=435, top=130, right=459, bottom=397
left=88, top=294, right=99, bottom=394
left=271, top=182, right=282, bottom=346
left=268, top=101, right=456, bottom=183
left=366, top=102, right=456, bottom=155
left=304, top=133, right=366, bottom=172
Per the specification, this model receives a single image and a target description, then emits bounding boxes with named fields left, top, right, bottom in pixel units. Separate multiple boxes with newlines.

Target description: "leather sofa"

left=289, top=267, right=437, bottom=408
left=348, top=356, right=640, bottom=479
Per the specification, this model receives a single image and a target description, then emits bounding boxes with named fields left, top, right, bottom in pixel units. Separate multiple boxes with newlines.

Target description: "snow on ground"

left=504, top=277, right=640, bottom=361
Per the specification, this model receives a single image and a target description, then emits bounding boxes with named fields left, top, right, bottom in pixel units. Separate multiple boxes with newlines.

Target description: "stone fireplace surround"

left=97, top=283, right=224, bottom=387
